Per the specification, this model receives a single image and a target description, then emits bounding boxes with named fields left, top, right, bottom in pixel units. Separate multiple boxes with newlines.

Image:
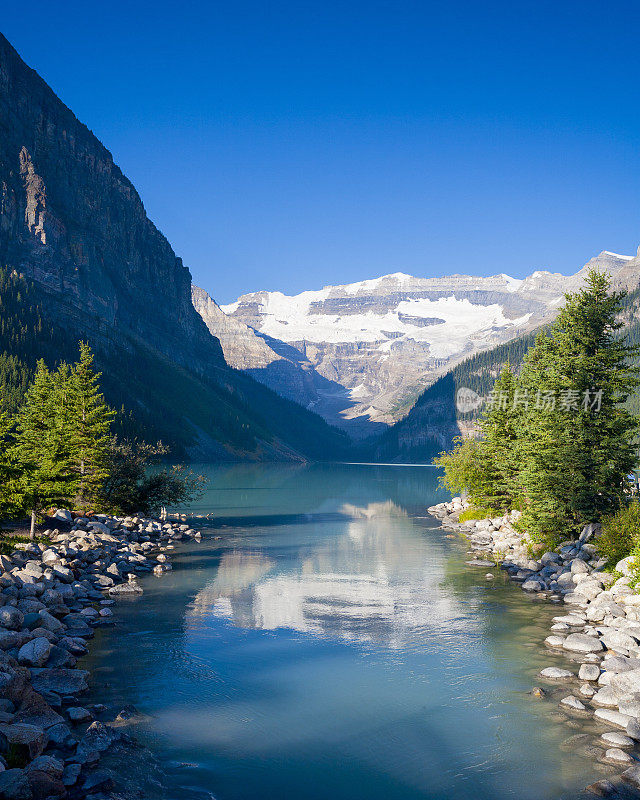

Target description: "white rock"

left=601, top=731, right=634, bottom=748
left=562, top=633, right=603, bottom=653
left=560, top=695, right=586, bottom=711
left=539, top=667, right=574, bottom=680
left=594, top=708, right=633, bottom=728
left=578, top=663, right=601, bottom=681
left=604, top=748, right=633, bottom=764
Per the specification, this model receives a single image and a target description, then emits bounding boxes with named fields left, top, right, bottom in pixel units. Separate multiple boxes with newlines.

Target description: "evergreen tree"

left=477, top=363, right=521, bottom=511
left=518, top=270, right=639, bottom=542
left=67, top=343, right=114, bottom=512
left=0, top=408, right=22, bottom=520
left=10, top=361, right=75, bottom=539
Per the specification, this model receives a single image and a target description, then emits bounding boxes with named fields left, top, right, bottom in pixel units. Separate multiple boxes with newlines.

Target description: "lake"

left=82, top=463, right=609, bottom=799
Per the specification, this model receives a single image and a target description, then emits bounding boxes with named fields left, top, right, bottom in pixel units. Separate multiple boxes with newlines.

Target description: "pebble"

left=429, top=500, right=640, bottom=790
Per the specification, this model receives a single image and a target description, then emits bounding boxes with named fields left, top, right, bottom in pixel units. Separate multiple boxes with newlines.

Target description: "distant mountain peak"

left=201, top=249, right=640, bottom=437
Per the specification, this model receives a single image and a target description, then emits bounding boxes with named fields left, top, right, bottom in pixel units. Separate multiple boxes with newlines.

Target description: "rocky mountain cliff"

left=0, top=33, right=348, bottom=460
left=208, top=251, right=638, bottom=437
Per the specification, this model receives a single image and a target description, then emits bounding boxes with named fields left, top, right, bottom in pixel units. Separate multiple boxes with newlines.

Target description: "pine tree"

left=518, top=270, right=639, bottom=542
left=478, top=363, right=521, bottom=510
left=67, top=343, right=114, bottom=512
left=0, top=408, right=22, bottom=520
left=10, top=361, right=76, bottom=539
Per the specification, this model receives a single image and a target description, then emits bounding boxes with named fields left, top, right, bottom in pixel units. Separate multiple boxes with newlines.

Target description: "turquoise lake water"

left=82, top=463, right=612, bottom=799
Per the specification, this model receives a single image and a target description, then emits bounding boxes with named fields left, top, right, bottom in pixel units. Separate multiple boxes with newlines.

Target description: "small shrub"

left=459, top=506, right=501, bottom=523
left=598, top=501, right=640, bottom=568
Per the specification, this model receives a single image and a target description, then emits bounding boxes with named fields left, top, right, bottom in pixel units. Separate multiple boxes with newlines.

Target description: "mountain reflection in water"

left=189, top=501, right=469, bottom=647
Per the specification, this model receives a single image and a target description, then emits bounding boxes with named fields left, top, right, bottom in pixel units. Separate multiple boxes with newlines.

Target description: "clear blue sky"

left=3, top=1, right=640, bottom=302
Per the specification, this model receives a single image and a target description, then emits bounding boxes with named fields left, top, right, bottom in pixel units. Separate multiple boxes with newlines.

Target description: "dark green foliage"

left=66, top=343, right=115, bottom=512
left=0, top=411, right=19, bottom=519
left=0, top=267, right=78, bottom=414
left=96, top=438, right=206, bottom=515
left=517, top=272, right=639, bottom=542
left=0, top=267, right=349, bottom=460
left=598, top=501, right=640, bottom=568
left=9, top=361, right=76, bottom=537
left=435, top=271, right=640, bottom=546
left=368, top=331, right=540, bottom=463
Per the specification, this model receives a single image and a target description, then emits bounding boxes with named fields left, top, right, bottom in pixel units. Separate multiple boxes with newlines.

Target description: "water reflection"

left=190, top=501, right=469, bottom=647
left=81, top=465, right=608, bottom=800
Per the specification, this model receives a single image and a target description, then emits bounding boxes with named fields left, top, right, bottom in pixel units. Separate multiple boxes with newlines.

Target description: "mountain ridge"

left=0, top=32, right=348, bottom=461
left=196, top=250, right=638, bottom=437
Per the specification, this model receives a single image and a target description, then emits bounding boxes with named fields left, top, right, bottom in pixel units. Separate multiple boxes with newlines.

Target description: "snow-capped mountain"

left=194, top=250, right=639, bottom=437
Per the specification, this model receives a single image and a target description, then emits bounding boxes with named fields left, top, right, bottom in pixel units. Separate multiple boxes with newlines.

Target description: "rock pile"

left=429, top=497, right=640, bottom=797
left=0, top=509, right=201, bottom=799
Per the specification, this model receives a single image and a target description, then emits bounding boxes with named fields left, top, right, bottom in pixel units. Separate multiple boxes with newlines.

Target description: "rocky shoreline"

left=428, top=497, right=640, bottom=798
left=0, top=509, right=202, bottom=800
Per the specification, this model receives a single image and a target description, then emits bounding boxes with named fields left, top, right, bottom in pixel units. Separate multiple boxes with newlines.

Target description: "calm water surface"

left=83, top=464, right=609, bottom=800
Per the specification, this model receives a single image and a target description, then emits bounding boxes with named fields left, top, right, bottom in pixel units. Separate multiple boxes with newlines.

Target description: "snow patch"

left=603, top=251, right=634, bottom=261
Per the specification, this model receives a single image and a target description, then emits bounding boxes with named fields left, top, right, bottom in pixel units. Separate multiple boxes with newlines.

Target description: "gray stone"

left=621, top=765, right=640, bottom=789
left=578, top=663, right=600, bottom=681
left=30, top=668, right=89, bottom=696
left=627, top=718, right=640, bottom=741
left=45, top=723, right=74, bottom=750
left=601, top=731, right=634, bottom=748
left=0, top=723, right=46, bottom=760
left=560, top=695, right=586, bottom=711
left=108, top=581, right=142, bottom=595
left=26, top=755, right=63, bottom=778
left=594, top=708, right=632, bottom=728
left=17, top=638, right=51, bottom=668
left=539, top=667, right=574, bottom=680
left=36, top=610, right=63, bottom=633
left=0, top=608, right=24, bottom=631
left=562, top=633, right=603, bottom=653
left=62, top=763, right=81, bottom=786
left=603, top=747, right=633, bottom=764
left=67, top=706, right=91, bottom=723
left=610, top=667, right=640, bottom=698
left=0, top=769, right=32, bottom=799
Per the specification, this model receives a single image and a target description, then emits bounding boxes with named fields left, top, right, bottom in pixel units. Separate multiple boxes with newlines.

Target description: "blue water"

left=83, top=463, right=609, bottom=799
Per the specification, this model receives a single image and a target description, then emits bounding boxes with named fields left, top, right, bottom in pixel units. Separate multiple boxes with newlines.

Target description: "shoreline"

left=428, top=497, right=640, bottom=798
left=0, top=509, right=202, bottom=799
left=3, top=496, right=639, bottom=799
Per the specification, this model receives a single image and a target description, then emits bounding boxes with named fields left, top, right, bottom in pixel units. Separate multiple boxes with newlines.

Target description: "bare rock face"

left=213, top=253, right=638, bottom=435
left=193, top=285, right=382, bottom=436
left=0, top=33, right=349, bottom=461
left=0, top=34, right=224, bottom=372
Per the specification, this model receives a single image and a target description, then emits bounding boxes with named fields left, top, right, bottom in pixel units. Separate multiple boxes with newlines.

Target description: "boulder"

left=594, top=708, right=632, bottom=729
left=0, top=723, right=46, bottom=761
left=562, top=633, right=603, bottom=653
left=539, top=667, right=574, bottom=680
left=0, top=608, right=24, bottom=631
left=0, top=769, right=33, bottom=800
left=560, top=695, right=586, bottom=711
left=578, top=663, right=600, bottom=681
left=17, top=639, right=51, bottom=668
left=29, top=668, right=89, bottom=696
